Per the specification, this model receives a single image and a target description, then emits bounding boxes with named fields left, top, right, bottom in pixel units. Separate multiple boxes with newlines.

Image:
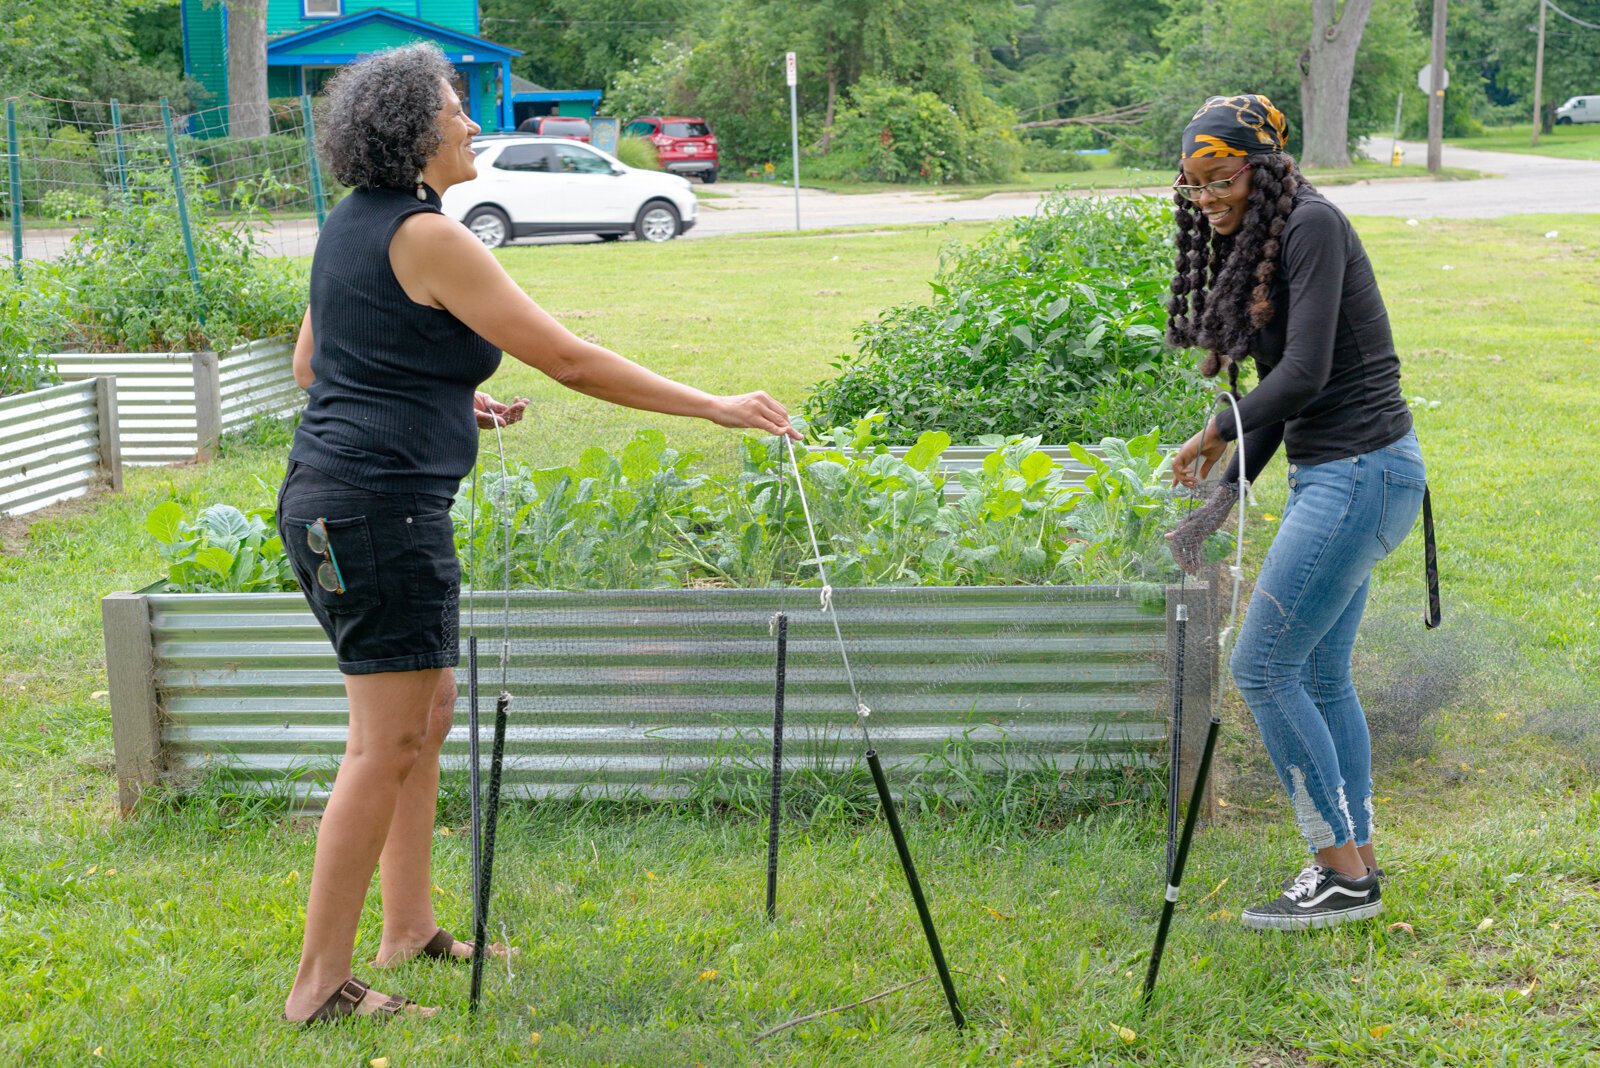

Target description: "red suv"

left=516, top=116, right=592, bottom=142
left=626, top=116, right=719, bottom=183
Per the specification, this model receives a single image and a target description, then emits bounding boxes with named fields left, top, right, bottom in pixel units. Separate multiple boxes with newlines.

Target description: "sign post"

left=787, top=51, right=800, bottom=231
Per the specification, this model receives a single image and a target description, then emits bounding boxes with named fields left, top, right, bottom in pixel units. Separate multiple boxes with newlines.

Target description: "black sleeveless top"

left=290, top=184, right=503, bottom=497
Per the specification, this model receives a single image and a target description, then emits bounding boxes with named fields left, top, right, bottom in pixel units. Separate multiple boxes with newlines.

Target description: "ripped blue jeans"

left=1230, top=429, right=1427, bottom=852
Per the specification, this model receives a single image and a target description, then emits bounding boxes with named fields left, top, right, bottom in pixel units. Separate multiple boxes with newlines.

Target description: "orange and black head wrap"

left=1181, top=94, right=1288, bottom=160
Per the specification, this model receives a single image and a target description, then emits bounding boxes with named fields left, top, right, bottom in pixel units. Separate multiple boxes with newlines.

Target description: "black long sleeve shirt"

left=1213, top=187, right=1412, bottom=484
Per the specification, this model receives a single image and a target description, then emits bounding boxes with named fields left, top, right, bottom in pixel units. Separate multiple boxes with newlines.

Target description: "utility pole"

left=1532, top=0, right=1547, bottom=147
left=786, top=51, right=800, bottom=231
left=1427, top=0, right=1447, bottom=174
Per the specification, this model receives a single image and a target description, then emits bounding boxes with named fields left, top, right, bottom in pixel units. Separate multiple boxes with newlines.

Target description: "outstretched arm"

left=389, top=214, right=797, bottom=438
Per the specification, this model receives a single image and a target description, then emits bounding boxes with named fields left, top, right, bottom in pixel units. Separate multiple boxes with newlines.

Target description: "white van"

left=1555, top=96, right=1600, bottom=125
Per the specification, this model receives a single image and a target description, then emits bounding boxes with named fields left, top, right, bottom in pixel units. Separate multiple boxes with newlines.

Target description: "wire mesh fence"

left=2, top=93, right=330, bottom=266
left=0, top=94, right=320, bottom=401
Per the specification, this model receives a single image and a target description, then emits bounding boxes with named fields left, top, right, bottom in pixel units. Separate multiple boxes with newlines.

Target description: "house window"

left=304, top=0, right=341, bottom=17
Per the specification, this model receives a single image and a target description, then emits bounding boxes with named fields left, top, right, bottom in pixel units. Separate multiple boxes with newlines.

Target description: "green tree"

left=479, top=0, right=713, bottom=90
left=1128, top=0, right=1422, bottom=166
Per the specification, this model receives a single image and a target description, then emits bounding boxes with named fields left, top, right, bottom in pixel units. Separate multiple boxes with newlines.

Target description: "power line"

left=1545, top=0, right=1600, bottom=31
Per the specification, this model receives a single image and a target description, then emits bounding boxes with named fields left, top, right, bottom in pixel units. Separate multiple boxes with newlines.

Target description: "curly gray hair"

left=318, top=43, right=457, bottom=190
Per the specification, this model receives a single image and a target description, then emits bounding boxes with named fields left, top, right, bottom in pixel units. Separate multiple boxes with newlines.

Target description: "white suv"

left=441, top=135, right=698, bottom=247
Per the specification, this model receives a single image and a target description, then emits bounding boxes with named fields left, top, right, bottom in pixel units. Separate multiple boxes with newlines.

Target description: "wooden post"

left=1166, top=580, right=1219, bottom=818
left=103, top=592, right=160, bottom=814
left=1426, top=0, right=1447, bottom=174
left=1532, top=0, right=1547, bottom=147
left=94, top=376, right=123, bottom=492
left=192, top=350, right=222, bottom=461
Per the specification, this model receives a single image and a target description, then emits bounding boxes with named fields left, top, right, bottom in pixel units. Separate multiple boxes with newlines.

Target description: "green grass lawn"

left=2, top=215, right=1599, bottom=1065
left=1446, top=122, right=1600, bottom=160
left=798, top=156, right=1483, bottom=198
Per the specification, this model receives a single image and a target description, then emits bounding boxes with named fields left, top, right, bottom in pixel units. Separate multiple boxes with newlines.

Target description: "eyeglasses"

left=1172, top=162, right=1253, bottom=202
left=304, top=518, right=346, bottom=594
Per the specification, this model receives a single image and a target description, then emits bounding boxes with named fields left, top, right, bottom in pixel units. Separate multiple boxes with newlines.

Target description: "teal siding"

left=269, top=0, right=475, bottom=38
left=183, top=0, right=229, bottom=110
left=275, top=23, right=441, bottom=56
left=267, top=68, right=297, bottom=97
left=419, top=0, right=478, bottom=35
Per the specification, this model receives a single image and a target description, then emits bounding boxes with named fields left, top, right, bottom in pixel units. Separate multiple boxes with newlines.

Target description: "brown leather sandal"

left=282, top=976, right=437, bottom=1026
left=374, top=927, right=517, bottom=968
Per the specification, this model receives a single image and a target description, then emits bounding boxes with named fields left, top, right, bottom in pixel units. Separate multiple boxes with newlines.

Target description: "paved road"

left=13, top=139, right=1599, bottom=262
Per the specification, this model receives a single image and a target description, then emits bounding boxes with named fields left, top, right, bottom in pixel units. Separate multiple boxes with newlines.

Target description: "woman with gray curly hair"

left=277, top=43, right=797, bottom=1024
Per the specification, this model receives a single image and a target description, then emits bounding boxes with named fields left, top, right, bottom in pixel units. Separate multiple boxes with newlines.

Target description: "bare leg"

left=283, top=667, right=444, bottom=1021
left=373, top=672, right=513, bottom=965
left=375, top=673, right=467, bottom=961
left=1357, top=841, right=1378, bottom=873
left=1313, top=841, right=1369, bottom=881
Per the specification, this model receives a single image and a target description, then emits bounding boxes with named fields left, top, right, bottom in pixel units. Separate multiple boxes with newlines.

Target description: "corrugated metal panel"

left=54, top=352, right=199, bottom=466
left=144, top=586, right=1176, bottom=807
left=54, top=338, right=296, bottom=465
left=0, top=380, right=103, bottom=516
left=218, top=337, right=300, bottom=434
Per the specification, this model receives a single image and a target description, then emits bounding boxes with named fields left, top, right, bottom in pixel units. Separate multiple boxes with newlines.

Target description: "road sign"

left=1417, top=64, right=1449, bottom=93
left=786, top=51, right=797, bottom=87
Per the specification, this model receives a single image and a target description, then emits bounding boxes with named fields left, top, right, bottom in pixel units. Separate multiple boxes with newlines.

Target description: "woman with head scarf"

left=1164, top=95, right=1428, bottom=931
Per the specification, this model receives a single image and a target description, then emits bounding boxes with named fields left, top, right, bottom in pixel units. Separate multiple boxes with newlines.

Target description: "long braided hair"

left=1166, top=151, right=1307, bottom=397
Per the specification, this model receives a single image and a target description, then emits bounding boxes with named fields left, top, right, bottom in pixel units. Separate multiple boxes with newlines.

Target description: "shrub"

left=613, top=134, right=662, bottom=171
left=1018, top=135, right=1094, bottom=174
left=810, top=79, right=1020, bottom=185
left=804, top=195, right=1210, bottom=446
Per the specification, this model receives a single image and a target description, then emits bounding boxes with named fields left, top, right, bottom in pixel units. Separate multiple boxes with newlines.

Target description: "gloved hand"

left=1165, top=481, right=1239, bottom=575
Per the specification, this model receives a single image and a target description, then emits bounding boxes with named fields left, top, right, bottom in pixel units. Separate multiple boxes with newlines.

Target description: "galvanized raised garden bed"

left=0, top=377, right=122, bottom=517
left=103, top=583, right=1218, bottom=813
left=53, top=336, right=296, bottom=465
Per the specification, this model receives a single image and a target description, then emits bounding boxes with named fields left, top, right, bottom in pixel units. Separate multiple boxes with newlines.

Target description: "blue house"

left=180, top=0, right=601, bottom=135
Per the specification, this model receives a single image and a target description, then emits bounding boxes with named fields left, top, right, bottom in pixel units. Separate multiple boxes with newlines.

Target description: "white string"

left=1186, top=391, right=1251, bottom=711
left=492, top=419, right=511, bottom=694
left=782, top=437, right=875, bottom=735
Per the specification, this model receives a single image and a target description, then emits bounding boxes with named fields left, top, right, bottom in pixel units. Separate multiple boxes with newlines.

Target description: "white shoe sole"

left=1241, top=899, right=1384, bottom=931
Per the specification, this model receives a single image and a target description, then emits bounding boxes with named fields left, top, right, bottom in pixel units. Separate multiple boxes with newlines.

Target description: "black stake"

left=467, top=635, right=482, bottom=939
left=1166, top=602, right=1188, bottom=878
left=469, top=690, right=511, bottom=1014
left=1142, top=713, right=1221, bottom=1007
left=865, top=748, right=965, bottom=1031
left=765, top=613, right=789, bottom=920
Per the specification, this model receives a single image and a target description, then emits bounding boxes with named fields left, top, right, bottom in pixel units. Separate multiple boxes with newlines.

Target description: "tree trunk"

left=227, top=0, right=271, bottom=140
left=1298, top=0, right=1374, bottom=168
left=821, top=58, right=839, bottom=153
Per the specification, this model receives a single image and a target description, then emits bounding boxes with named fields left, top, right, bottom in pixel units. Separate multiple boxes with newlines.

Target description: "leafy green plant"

left=153, top=419, right=1228, bottom=594
left=0, top=263, right=68, bottom=397
left=52, top=166, right=306, bottom=354
left=146, top=501, right=297, bottom=593
left=803, top=194, right=1209, bottom=446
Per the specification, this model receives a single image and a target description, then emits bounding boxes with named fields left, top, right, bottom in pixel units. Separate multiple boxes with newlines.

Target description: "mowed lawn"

left=1, top=215, right=1598, bottom=1066
left=1446, top=121, right=1600, bottom=161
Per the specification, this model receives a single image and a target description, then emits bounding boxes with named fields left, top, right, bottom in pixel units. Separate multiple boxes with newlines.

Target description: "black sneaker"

left=1245, top=865, right=1382, bottom=931
left=1281, top=864, right=1384, bottom=890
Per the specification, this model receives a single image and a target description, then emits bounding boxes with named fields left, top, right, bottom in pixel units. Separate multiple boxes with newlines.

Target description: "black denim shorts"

left=276, top=460, right=461, bottom=675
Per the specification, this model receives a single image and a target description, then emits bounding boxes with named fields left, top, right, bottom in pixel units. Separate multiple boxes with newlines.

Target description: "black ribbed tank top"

left=289, top=184, right=503, bottom=496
